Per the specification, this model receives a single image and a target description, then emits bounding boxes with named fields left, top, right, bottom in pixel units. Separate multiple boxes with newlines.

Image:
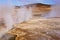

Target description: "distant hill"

left=14, top=3, right=51, bottom=17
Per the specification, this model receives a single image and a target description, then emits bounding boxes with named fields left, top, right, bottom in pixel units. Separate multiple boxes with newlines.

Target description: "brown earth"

left=7, top=18, right=60, bottom=40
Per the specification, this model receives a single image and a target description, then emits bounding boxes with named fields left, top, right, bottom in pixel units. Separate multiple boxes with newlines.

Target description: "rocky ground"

left=6, top=18, right=60, bottom=40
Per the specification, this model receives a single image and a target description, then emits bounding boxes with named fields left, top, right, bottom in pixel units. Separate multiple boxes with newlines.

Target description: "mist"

left=43, top=0, right=60, bottom=18
left=0, top=0, right=33, bottom=38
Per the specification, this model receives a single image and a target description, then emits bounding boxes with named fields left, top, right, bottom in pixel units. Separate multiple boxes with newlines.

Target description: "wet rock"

left=0, top=33, right=17, bottom=40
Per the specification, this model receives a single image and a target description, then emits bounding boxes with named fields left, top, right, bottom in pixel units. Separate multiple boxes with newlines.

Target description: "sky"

left=0, top=0, right=55, bottom=6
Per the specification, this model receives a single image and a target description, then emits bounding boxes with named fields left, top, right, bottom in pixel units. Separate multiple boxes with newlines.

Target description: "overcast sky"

left=0, top=0, right=55, bottom=6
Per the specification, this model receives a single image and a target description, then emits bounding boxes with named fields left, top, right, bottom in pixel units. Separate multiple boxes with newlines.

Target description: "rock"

left=0, top=34, right=17, bottom=40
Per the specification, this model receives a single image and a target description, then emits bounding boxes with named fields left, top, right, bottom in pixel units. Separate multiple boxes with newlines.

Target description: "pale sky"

left=0, top=0, right=55, bottom=6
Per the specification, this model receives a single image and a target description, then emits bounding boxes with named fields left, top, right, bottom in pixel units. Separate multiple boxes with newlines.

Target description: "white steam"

left=43, top=0, right=60, bottom=18
left=0, top=0, right=32, bottom=38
